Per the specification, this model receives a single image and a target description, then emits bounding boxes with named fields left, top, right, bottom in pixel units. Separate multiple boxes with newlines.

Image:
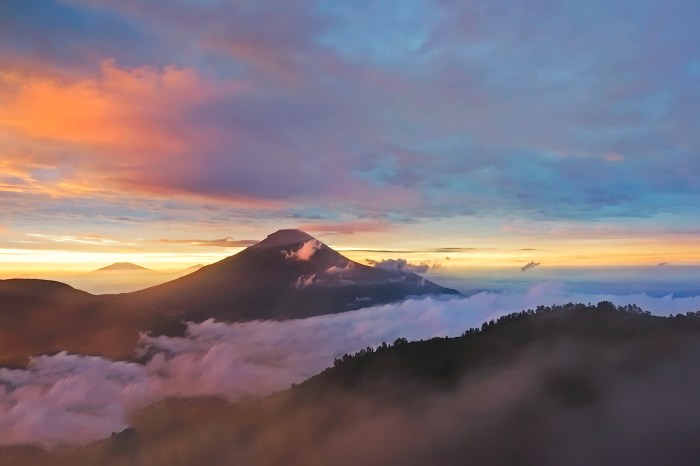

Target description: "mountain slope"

left=0, top=280, right=155, bottom=367
left=128, top=229, right=461, bottom=322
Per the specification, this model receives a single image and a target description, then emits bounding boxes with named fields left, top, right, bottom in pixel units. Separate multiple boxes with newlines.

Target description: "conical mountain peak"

left=123, top=227, right=461, bottom=323
left=254, top=229, right=317, bottom=249
left=93, top=262, right=150, bottom=272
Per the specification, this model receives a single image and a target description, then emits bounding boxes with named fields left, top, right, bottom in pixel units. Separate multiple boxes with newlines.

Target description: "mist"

left=219, top=341, right=700, bottom=466
left=428, top=265, right=700, bottom=298
left=2, top=285, right=700, bottom=448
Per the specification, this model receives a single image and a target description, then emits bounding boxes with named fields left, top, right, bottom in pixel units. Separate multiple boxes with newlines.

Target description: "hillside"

left=0, top=279, right=164, bottom=367
left=5, top=303, right=700, bottom=465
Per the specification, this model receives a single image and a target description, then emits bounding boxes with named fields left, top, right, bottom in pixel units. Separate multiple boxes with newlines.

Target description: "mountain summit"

left=130, top=229, right=461, bottom=322
left=253, top=228, right=316, bottom=247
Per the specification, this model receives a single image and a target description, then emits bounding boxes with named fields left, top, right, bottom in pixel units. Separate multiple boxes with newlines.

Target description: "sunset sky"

left=1, top=0, right=699, bottom=274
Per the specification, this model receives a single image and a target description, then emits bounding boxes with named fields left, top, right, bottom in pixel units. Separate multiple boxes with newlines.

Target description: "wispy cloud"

left=300, top=221, right=392, bottom=235
left=160, top=237, right=258, bottom=247
left=521, top=261, right=541, bottom=272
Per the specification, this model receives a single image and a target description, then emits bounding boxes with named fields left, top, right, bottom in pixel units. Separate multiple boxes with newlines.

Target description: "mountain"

left=0, top=280, right=156, bottom=367
left=6, top=303, right=700, bottom=466
left=128, top=229, right=461, bottom=322
left=76, top=262, right=164, bottom=294
left=91, top=262, right=151, bottom=273
left=0, top=229, right=460, bottom=366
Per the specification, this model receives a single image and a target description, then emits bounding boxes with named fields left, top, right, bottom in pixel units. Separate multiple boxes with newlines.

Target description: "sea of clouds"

left=2, top=282, right=700, bottom=448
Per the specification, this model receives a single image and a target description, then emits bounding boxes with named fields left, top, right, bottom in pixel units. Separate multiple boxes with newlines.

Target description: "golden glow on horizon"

left=1, top=236, right=699, bottom=279
left=0, top=249, right=237, bottom=275
left=340, top=242, right=700, bottom=268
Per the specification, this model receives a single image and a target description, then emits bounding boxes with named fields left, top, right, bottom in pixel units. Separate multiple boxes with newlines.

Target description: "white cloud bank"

left=366, top=258, right=430, bottom=273
left=2, top=282, right=700, bottom=448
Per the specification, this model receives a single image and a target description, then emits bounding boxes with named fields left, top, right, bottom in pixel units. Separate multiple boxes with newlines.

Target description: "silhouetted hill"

left=0, top=279, right=154, bottom=367
left=0, top=278, right=90, bottom=299
left=6, top=303, right=700, bottom=466
left=303, top=302, right=688, bottom=391
left=0, top=230, right=460, bottom=365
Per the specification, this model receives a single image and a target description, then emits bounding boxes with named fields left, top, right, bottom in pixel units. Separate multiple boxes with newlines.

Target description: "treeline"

left=468, top=301, right=649, bottom=336
left=332, top=301, right=700, bottom=368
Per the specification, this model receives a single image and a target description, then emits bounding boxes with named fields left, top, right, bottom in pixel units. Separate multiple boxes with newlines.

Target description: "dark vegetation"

left=4, top=302, right=700, bottom=465
left=304, top=301, right=696, bottom=391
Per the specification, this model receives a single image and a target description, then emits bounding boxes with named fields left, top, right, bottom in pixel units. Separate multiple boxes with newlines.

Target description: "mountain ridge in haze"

left=91, top=262, right=151, bottom=273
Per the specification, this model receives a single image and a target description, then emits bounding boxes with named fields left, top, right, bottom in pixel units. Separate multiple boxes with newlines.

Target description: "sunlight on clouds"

left=0, top=0, right=698, bottom=273
left=0, top=60, right=231, bottom=151
left=341, top=237, right=700, bottom=268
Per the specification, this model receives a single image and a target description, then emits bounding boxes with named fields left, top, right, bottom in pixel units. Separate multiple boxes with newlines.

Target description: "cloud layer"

left=2, top=286, right=700, bottom=448
left=1, top=0, right=699, bottom=260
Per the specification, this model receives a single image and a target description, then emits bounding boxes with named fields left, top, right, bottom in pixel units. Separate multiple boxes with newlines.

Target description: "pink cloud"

left=301, top=221, right=393, bottom=235
left=0, top=60, right=243, bottom=152
left=284, top=239, right=323, bottom=261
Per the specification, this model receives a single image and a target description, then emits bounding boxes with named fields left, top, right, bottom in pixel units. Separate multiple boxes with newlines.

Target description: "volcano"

left=128, top=229, right=461, bottom=321
left=0, top=229, right=460, bottom=365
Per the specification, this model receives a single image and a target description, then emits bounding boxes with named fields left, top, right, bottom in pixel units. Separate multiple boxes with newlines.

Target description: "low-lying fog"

left=428, top=265, right=700, bottom=297
left=2, top=284, right=700, bottom=448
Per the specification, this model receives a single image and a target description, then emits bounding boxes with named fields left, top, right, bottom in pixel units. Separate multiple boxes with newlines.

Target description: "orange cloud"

left=0, top=61, right=242, bottom=153
left=0, top=61, right=265, bottom=204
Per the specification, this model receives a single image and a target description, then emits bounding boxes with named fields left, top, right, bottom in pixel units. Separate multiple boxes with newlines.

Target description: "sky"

left=1, top=0, right=699, bottom=274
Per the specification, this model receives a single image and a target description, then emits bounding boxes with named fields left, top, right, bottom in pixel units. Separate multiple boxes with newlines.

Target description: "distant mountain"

left=0, top=229, right=460, bottom=366
left=91, top=262, right=151, bottom=272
